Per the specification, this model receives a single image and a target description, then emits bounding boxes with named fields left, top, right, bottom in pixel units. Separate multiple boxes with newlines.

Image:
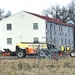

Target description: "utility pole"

left=38, top=44, right=41, bottom=75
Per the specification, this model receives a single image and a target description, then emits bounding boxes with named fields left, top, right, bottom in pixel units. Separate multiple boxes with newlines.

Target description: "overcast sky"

left=0, top=0, right=72, bottom=15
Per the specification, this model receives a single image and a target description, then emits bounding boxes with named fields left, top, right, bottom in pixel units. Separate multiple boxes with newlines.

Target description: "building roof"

left=25, top=11, right=74, bottom=27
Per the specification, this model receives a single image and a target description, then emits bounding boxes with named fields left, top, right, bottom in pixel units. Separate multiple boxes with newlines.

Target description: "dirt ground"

left=0, top=56, right=75, bottom=75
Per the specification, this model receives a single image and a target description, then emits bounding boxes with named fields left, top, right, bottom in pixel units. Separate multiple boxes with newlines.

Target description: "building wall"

left=46, top=22, right=74, bottom=51
left=0, top=11, right=46, bottom=51
left=0, top=11, right=74, bottom=51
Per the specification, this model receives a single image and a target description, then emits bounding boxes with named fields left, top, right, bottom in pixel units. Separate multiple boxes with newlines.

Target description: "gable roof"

left=0, top=11, right=74, bottom=27
left=25, top=11, right=74, bottom=27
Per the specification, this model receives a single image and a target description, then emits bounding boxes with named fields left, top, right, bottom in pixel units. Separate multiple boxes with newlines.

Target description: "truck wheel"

left=17, top=50, right=25, bottom=58
left=70, top=51, right=75, bottom=57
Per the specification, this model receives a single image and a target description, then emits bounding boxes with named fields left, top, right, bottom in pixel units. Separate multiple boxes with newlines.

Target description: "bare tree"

left=0, top=8, right=11, bottom=20
left=42, top=4, right=69, bottom=22
left=42, top=4, right=61, bottom=19
left=0, top=8, right=5, bottom=20
left=42, top=1, right=75, bottom=23
left=59, top=6, right=69, bottom=22
left=4, top=10, right=11, bottom=18
left=68, top=1, right=75, bottom=23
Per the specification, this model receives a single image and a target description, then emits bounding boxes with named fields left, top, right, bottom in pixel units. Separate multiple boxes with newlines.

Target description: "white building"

left=0, top=11, right=74, bottom=51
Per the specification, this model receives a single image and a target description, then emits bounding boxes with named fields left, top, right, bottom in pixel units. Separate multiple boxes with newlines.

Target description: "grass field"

left=0, top=56, right=75, bottom=75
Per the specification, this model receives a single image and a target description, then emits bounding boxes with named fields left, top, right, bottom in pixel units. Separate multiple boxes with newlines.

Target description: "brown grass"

left=0, top=56, right=75, bottom=75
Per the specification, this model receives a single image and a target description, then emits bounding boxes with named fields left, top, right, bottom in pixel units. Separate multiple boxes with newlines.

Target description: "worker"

left=66, top=45, right=71, bottom=51
left=61, top=45, right=65, bottom=52
left=59, top=45, right=65, bottom=56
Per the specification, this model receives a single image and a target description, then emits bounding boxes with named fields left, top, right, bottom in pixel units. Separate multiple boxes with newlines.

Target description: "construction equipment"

left=1, top=42, right=59, bottom=58
left=15, top=42, right=59, bottom=58
left=15, top=42, right=47, bottom=58
left=70, top=50, right=75, bottom=57
left=1, top=49, right=11, bottom=56
left=0, top=41, right=68, bottom=58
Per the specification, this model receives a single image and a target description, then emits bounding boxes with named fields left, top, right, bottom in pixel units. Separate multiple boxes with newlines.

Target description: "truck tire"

left=16, top=50, right=26, bottom=58
left=70, top=51, right=75, bottom=57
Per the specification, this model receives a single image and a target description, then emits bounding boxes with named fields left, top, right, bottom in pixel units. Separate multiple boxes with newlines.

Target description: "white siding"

left=0, top=11, right=46, bottom=51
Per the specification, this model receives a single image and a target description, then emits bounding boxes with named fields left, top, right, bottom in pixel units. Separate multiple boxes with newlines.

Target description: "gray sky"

left=0, top=0, right=71, bottom=14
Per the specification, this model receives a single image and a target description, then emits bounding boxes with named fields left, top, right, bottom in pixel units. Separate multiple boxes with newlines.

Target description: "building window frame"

left=33, top=23, right=38, bottom=30
left=33, top=37, right=39, bottom=43
left=68, top=27, right=70, bottom=33
left=54, top=24, right=55, bottom=31
left=7, top=24, right=12, bottom=30
left=65, top=39, right=67, bottom=45
left=69, top=39, right=70, bottom=45
left=59, top=26, right=61, bottom=32
left=61, top=39, right=63, bottom=44
left=7, top=38, right=12, bottom=44
left=54, top=38, right=56, bottom=44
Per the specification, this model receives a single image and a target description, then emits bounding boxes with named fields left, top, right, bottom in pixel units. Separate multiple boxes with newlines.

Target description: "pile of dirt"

left=0, top=56, right=75, bottom=75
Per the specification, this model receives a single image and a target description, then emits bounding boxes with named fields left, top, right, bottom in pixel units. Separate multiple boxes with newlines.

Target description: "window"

left=7, top=38, right=12, bottom=44
left=59, top=26, right=62, bottom=32
left=50, top=24, right=52, bottom=38
left=33, top=37, right=39, bottom=43
left=54, top=38, right=56, bottom=44
left=54, top=24, right=55, bottom=31
left=69, top=39, right=70, bottom=44
left=61, top=26, right=62, bottom=32
left=61, top=39, right=63, bottom=44
left=59, top=26, right=61, bottom=32
left=65, top=39, right=67, bottom=45
left=60, top=39, right=63, bottom=45
left=7, top=24, right=12, bottom=30
left=68, top=27, right=70, bottom=33
left=33, top=23, right=38, bottom=30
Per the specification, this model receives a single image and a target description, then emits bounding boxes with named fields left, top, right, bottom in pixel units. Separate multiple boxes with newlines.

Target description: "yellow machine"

left=16, top=42, right=47, bottom=58
left=16, top=42, right=47, bottom=49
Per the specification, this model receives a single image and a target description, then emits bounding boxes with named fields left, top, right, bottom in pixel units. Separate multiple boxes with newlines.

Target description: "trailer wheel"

left=70, top=51, right=75, bottom=57
left=17, top=50, right=25, bottom=58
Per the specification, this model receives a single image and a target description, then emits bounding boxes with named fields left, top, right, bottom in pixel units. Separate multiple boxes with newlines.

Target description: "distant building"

left=0, top=11, right=74, bottom=51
